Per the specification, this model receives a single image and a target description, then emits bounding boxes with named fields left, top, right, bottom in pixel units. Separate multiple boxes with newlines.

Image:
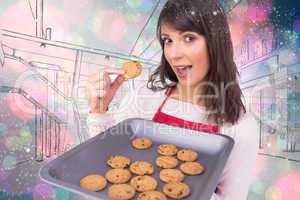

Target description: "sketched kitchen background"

left=0, top=0, right=299, bottom=199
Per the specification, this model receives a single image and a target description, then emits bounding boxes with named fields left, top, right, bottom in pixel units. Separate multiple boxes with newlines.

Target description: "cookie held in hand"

left=122, top=60, right=142, bottom=79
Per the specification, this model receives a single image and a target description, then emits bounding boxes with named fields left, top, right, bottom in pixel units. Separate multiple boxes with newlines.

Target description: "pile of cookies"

left=79, top=137, right=205, bottom=200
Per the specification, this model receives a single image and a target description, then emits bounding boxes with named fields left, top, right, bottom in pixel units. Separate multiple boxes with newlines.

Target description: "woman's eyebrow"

left=181, top=31, right=197, bottom=35
left=161, top=33, right=169, bottom=37
left=161, top=31, right=191, bottom=37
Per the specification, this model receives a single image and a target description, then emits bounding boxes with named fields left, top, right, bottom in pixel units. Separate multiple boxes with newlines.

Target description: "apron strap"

left=157, top=87, right=174, bottom=112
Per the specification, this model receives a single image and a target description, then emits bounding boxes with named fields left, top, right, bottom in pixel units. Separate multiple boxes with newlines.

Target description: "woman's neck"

left=170, top=84, right=205, bottom=106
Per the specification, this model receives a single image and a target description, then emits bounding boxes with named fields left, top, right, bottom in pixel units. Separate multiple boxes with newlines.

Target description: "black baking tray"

left=40, top=118, right=234, bottom=200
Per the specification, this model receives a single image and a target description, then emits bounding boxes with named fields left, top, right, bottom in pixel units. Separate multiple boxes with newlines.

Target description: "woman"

left=86, top=0, right=259, bottom=199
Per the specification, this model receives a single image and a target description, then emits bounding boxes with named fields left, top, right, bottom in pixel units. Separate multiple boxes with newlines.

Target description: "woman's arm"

left=86, top=88, right=137, bottom=137
left=210, top=112, right=260, bottom=200
left=86, top=83, right=163, bottom=137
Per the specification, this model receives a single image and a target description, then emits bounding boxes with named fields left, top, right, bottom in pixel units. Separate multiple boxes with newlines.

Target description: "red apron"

left=152, top=87, right=220, bottom=134
left=152, top=86, right=221, bottom=195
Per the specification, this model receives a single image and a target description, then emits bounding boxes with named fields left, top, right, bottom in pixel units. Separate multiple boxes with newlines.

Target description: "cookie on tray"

left=107, top=184, right=136, bottom=200
left=157, top=144, right=178, bottom=156
left=105, top=168, right=131, bottom=184
left=163, top=182, right=190, bottom=199
left=79, top=174, right=107, bottom=192
left=132, top=137, right=153, bottom=150
left=107, top=155, right=131, bottom=169
left=180, top=162, right=205, bottom=175
left=155, top=156, right=178, bottom=169
left=137, top=191, right=167, bottom=200
left=159, top=169, right=185, bottom=183
left=177, top=148, right=199, bottom=162
left=130, top=175, right=158, bottom=192
left=122, top=60, right=142, bottom=79
left=130, top=160, right=154, bottom=175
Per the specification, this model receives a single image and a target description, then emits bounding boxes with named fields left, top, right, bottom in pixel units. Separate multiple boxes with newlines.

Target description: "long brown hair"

left=147, top=0, right=246, bottom=125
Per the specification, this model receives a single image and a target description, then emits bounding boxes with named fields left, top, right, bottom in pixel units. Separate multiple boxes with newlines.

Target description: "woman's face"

left=161, top=23, right=210, bottom=90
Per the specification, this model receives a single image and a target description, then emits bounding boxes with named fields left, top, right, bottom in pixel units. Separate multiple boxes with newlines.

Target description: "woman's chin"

left=177, top=80, right=196, bottom=87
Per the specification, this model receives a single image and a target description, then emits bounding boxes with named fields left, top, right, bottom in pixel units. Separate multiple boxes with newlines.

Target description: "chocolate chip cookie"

left=130, top=160, right=154, bottom=175
left=137, top=191, right=167, bottom=200
left=79, top=174, right=107, bottom=192
left=155, top=156, right=178, bottom=169
left=132, top=137, right=153, bottom=150
left=163, top=182, right=190, bottom=199
left=122, top=61, right=142, bottom=79
left=159, top=169, right=185, bottom=183
left=157, top=144, right=178, bottom=156
left=105, top=168, right=131, bottom=184
left=177, top=148, right=199, bottom=162
left=107, top=155, right=131, bottom=169
left=107, top=184, right=136, bottom=200
left=130, top=175, right=158, bottom=192
left=180, top=162, right=205, bottom=175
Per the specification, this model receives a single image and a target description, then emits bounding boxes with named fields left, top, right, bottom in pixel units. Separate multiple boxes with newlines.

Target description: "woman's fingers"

left=89, top=68, right=124, bottom=81
left=87, top=68, right=125, bottom=113
left=110, top=75, right=125, bottom=93
left=99, top=68, right=125, bottom=80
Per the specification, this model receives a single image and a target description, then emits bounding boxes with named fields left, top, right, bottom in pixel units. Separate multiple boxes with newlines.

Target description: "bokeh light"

left=293, top=19, right=300, bottom=34
left=2, top=155, right=17, bottom=170
left=5, top=136, right=23, bottom=151
left=0, top=122, right=8, bottom=137
left=0, top=167, right=8, bottom=182
left=6, top=93, right=36, bottom=120
left=271, top=172, right=300, bottom=200
left=140, top=0, right=154, bottom=13
left=265, top=186, right=283, bottom=200
left=33, top=183, right=54, bottom=200
left=250, top=178, right=267, bottom=195
left=126, top=0, right=142, bottom=9
left=109, top=16, right=128, bottom=43
left=19, top=127, right=33, bottom=146
left=54, top=187, right=70, bottom=199
left=247, top=3, right=271, bottom=24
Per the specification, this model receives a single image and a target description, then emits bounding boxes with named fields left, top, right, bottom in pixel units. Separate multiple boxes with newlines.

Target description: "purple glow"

left=293, top=20, right=300, bottom=34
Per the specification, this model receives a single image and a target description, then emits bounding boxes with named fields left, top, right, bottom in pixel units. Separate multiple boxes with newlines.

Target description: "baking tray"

left=40, top=118, right=234, bottom=200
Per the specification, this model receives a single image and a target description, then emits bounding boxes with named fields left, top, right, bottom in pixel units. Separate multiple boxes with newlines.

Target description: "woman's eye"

left=162, top=38, right=172, bottom=44
left=184, top=35, right=195, bottom=42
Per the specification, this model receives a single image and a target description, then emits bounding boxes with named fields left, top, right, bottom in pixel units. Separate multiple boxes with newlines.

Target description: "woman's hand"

left=87, top=68, right=125, bottom=113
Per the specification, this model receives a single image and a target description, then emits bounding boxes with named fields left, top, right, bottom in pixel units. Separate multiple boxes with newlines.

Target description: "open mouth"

left=174, top=65, right=192, bottom=78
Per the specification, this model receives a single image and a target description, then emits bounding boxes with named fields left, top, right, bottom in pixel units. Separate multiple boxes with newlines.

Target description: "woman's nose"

left=168, top=44, right=184, bottom=60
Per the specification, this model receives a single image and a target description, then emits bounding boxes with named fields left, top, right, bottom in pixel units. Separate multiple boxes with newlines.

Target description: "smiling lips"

left=174, top=65, right=192, bottom=78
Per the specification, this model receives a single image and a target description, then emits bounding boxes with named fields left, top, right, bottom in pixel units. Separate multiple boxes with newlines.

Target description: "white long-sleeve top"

left=87, top=83, right=259, bottom=200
